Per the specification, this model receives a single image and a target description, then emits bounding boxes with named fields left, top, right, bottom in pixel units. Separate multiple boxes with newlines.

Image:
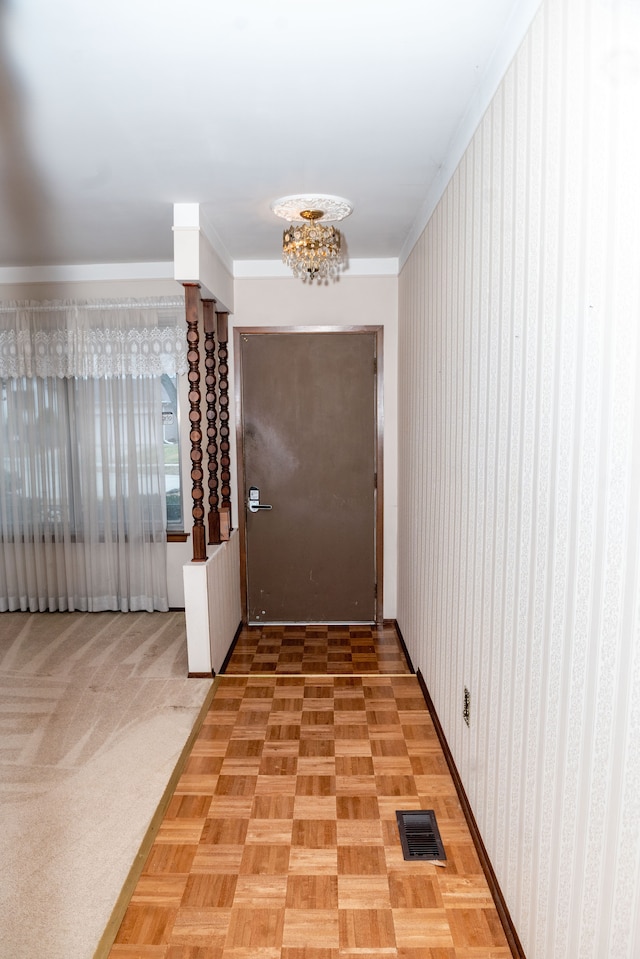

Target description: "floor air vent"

left=396, top=809, right=446, bottom=861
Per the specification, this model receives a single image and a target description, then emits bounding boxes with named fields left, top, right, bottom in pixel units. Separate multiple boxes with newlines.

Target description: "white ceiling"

left=0, top=0, right=540, bottom=271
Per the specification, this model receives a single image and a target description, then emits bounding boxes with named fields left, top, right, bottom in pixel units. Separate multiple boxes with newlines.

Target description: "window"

left=161, top=373, right=183, bottom=531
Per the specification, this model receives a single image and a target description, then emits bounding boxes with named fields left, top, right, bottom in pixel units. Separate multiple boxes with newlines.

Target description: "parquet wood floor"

left=106, top=627, right=511, bottom=958
left=223, top=623, right=412, bottom=675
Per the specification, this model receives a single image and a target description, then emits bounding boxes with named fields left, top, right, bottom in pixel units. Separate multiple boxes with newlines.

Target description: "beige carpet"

left=0, top=610, right=212, bottom=959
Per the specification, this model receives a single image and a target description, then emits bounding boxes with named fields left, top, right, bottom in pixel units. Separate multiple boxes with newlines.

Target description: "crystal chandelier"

left=272, top=194, right=353, bottom=283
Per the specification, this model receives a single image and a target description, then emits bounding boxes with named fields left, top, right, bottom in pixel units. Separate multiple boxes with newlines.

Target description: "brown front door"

left=236, top=328, right=381, bottom=624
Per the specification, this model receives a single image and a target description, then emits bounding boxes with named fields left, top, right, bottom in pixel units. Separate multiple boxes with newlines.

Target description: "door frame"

left=234, top=325, right=384, bottom=625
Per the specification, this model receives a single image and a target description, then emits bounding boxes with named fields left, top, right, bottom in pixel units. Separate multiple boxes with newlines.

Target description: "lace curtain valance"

left=0, top=296, right=187, bottom=378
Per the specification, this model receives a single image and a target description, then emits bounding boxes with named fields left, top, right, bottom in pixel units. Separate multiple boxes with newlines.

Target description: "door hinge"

left=373, top=357, right=378, bottom=375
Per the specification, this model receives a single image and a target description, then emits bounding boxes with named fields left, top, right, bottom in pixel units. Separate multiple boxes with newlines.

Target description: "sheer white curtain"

left=0, top=297, right=186, bottom=613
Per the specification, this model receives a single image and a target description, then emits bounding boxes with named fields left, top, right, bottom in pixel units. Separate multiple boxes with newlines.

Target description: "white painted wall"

left=397, top=0, right=640, bottom=955
left=183, top=532, right=242, bottom=674
left=230, top=274, right=398, bottom=619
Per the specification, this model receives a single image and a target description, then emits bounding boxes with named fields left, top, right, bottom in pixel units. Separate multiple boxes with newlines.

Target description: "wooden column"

left=216, top=311, right=232, bottom=540
left=184, top=284, right=206, bottom=562
left=202, top=299, right=220, bottom=545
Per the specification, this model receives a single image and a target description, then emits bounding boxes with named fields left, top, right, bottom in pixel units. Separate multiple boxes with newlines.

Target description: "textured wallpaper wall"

left=397, top=0, right=640, bottom=955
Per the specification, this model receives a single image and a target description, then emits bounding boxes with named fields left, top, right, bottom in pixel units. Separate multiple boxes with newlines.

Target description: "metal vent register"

left=396, top=810, right=447, bottom=861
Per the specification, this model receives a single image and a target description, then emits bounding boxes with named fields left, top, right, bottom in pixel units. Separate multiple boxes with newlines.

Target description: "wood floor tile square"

left=206, top=796, right=253, bottom=818
left=265, top=724, right=301, bottom=742
left=130, top=875, right=189, bottom=906
left=244, top=683, right=276, bottom=698
left=190, top=846, right=244, bottom=875
left=413, top=776, right=459, bottom=796
left=235, top=708, right=271, bottom=728
left=214, top=775, right=257, bottom=797
left=255, top=774, right=298, bottom=795
left=339, top=908, right=396, bottom=948
left=287, top=847, right=338, bottom=875
left=371, top=735, right=409, bottom=756
left=392, top=910, right=454, bottom=948
left=410, top=754, right=450, bottom=777
left=333, top=696, right=366, bottom=711
left=272, top=695, right=305, bottom=710
left=175, top=775, right=219, bottom=794
left=239, top=844, right=291, bottom=875
left=375, top=774, right=419, bottom=796
left=446, top=907, right=508, bottom=947
left=337, top=845, right=388, bottom=875
left=165, top=947, right=224, bottom=959
left=298, top=738, right=335, bottom=757
left=335, top=755, right=375, bottom=776
left=219, top=758, right=261, bottom=777
left=246, top=818, right=294, bottom=844
left=334, top=723, right=370, bottom=739
left=183, top=755, right=224, bottom=776
left=114, top=904, right=177, bottom=945
left=337, top=876, right=391, bottom=909
left=291, top=819, right=337, bottom=848
left=259, top=754, right=299, bottom=775
left=181, top=874, right=237, bottom=908
left=285, top=874, right=338, bottom=908
left=156, top=821, right=207, bottom=844
left=292, top=795, right=337, bottom=819
left=295, top=775, right=336, bottom=796
left=224, top=739, right=264, bottom=758
left=373, top=756, right=416, bottom=776
left=282, top=909, right=339, bottom=948
left=336, top=795, right=380, bottom=820
left=336, top=773, right=378, bottom=796
left=165, top=795, right=214, bottom=820
left=168, top=908, right=231, bottom=947
left=437, top=876, right=495, bottom=907
left=232, top=875, right=288, bottom=907
left=333, top=739, right=372, bottom=756
left=388, top=874, right=442, bottom=908
left=296, top=756, right=336, bottom=776
left=200, top=819, right=248, bottom=845
left=336, top=819, right=383, bottom=845
left=224, top=906, right=284, bottom=947
left=261, top=741, right=300, bottom=761
left=209, top=700, right=243, bottom=716
left=143, top=844, right=199, bottom=876
left=366, top=708, right=401, bottom=726
left=301, top=709, right=334, bottom=725
left=440, top=843, right=483, bottom=875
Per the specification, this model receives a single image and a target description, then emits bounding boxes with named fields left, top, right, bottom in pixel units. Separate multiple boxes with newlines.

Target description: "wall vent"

left=396, top=809, right=446, bottom=861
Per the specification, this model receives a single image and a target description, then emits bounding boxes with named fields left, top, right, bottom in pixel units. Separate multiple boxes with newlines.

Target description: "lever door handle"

left=247, top=485, right=272, bottom=513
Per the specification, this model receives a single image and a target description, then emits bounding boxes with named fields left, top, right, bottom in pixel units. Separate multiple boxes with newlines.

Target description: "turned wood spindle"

left=202, top=300, right=221, bottom=545
left=216, top=311, right=232, bottom=540
left=183, top=284, right=206, bottom=561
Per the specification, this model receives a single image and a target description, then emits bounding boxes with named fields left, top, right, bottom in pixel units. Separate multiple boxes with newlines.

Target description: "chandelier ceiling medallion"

left=271, top=194, right=353, bottom=282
